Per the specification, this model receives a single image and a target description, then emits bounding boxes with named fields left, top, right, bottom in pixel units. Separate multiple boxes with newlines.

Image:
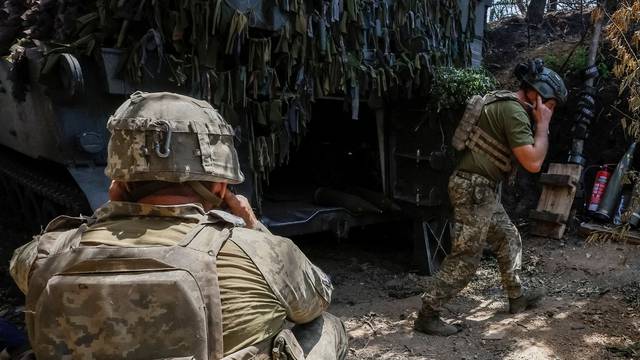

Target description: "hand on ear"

left=223, top=191, right=259, bottom=229
left=532, top=95, right=553, bottom=128
left=108, top=181, right=129, bottom=201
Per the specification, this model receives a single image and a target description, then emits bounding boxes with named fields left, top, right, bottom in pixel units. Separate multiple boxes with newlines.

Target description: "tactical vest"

left=25, top=212, right=233, bottom=360
left=452, top=90, right=522, bottom=173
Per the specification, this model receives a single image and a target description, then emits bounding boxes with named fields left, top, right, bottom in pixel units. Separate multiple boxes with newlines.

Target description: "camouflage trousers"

left=421, top=171, right=523, bottom=312
left=223, top=313, right=348, bottom=360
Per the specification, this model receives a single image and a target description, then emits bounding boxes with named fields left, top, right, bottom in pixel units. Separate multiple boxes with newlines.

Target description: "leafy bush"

left=430, top=67, right=497, bottom=112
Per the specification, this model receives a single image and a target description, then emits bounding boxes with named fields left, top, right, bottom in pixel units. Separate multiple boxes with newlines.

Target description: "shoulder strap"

left=455, top=90, right=516, bottom=173
left=180, top=223, right=229, bottom=255
left=484, top=90, right=520, bottom=106
left=180, top=209, right=244, bottom=254
left=177, top=213, right=236, bottom=360
left=452, top=95, right=485, bottom=151
left=36, top=224, right=88, bottom=260
left=43, top=215, right=90, bottom=233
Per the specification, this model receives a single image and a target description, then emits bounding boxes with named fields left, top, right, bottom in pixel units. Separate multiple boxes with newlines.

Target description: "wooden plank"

left=536, top=163, right=582, bottom=214
left=530, top=163, right=583, bottom=239
left=532, top=222, right=566, bottom=239
left=539, top=173, right=577, bottom=187
left=529, top=210, right=566, bottom=224
left=578, top=222, right=640, bottom=245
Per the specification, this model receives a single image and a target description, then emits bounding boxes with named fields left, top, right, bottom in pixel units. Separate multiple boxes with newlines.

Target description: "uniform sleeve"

left=503, top=103, right=534, bottom=149
left=252, top=221, right=273, bottom=235
left=230, top=229, right=333, bottom=324
left=9, top=236, right=40, bottom=295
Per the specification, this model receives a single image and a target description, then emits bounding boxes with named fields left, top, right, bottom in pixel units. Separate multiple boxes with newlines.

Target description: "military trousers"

left=222, top=313, right=348, bottom=360
left=421, top=171, right=523, bottom=313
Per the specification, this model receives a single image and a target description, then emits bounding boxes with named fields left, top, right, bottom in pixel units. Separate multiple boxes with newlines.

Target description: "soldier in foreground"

left=414, top=60, right=568, bottom=336
left=10, top=92, right=347, bottom=359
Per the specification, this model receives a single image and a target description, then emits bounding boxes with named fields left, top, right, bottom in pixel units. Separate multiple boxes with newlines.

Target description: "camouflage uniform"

left=11, top=201, right=348, bottom=360
left=420, top=88, right=537, bottom=316
left=421, top=171, right=523, bottom=312
left=10, top=92, right=348, bottom=360
left=419, top=64, right=567, bottom=325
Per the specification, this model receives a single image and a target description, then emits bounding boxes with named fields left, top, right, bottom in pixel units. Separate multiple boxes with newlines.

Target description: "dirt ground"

left=298, top=227, right=640, bottom=360
left=3, top=221, right=640, bottom=360
left=4, top=222, right=640, bottom=360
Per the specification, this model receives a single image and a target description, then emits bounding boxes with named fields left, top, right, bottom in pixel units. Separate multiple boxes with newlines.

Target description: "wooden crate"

left=529, top=163, right=583, bottom=239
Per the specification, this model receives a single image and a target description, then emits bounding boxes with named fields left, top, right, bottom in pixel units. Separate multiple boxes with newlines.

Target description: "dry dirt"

left=2, top=221, right=640, bottom=359
left=300, top=229, right=640, bottom=360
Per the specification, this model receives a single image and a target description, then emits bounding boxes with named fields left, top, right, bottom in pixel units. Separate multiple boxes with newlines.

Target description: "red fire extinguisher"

left=588, top=166, right=612, bottom=212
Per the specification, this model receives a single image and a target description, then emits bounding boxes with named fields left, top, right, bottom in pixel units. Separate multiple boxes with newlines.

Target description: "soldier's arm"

left=512, top=127, right=548, bottom=173
left=251, top=221, right=272, bottom=234
left=512, top=96, right=553, bottom=173
left=9, top=236, right=40, bottom=295
left=279, top=264, right=332, bottom=324
left=222, top=191, right=273, bottom=233
left=231, top=230, right=333, bottom=324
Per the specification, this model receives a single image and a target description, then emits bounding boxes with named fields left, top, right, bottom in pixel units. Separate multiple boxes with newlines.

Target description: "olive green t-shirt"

left=457, top=98, right=534, bottom=182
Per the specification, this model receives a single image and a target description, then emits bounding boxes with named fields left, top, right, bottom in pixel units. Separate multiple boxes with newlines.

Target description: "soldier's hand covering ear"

left=532, top=95, right=553, bottom=128
left=108, top=181, right=129, bottom=201
left=224, top=191, right=259, bottom=229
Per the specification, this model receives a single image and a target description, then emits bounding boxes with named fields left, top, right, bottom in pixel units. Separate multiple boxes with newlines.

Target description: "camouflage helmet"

left=105, top=92, right=244, bottom=184
left=515, top=59, right=568, bottom=104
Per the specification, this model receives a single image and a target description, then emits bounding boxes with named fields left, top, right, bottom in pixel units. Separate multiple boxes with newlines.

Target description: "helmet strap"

left=188, top=181, right=223, bottom=208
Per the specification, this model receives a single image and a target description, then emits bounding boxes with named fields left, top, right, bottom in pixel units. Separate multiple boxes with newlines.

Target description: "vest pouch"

left=452, top=95, right=484, bottom=151
left=31, top=258, right=208, bottom=360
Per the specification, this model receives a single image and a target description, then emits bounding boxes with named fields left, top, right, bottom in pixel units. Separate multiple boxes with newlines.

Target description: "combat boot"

left=509, top=288, right=546, bottom=314
left=413, top=309, right=461, bottom=336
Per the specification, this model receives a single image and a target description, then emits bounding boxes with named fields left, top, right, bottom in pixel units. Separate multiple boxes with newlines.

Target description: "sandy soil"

left=300, top=231, right=640, bottom=360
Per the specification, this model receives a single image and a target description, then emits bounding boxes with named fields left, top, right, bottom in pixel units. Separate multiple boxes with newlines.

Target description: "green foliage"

left=544, top=46, right=587, bottom=73
left=430, top=67, right=497, bottom=112
left=543, top=46, right=610, bottom=79
left=597, top=60, right=610, bottom=79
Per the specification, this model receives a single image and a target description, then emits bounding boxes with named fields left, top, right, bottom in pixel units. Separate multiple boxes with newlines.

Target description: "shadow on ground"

left=299, top=231, right=640, bottom=360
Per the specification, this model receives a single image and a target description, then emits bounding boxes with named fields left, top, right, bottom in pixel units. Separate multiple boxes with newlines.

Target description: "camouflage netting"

left=0, top=0, right=479, bottom=196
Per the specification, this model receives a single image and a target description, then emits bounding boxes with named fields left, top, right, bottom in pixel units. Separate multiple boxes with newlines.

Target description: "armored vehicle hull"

left=0, top=0, right=491, bottom=274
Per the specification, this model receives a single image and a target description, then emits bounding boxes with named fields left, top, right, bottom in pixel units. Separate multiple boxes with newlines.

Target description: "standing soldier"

left=414, top=60, right=568, bottom=336
left=10, top=92, right=347, bottom=359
